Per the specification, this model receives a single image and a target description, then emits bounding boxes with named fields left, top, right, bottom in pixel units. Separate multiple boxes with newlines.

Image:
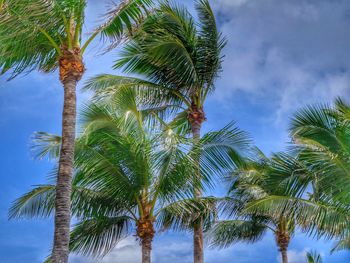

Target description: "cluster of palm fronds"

left=208, top=99, right=350, bottom=263
left=1, top=1, right=348, bottom=263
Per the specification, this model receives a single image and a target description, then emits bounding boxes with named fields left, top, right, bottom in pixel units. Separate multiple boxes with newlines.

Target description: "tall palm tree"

left=10, top=89, right=249, bottom=262
left=0, top=1, right=152, bottom=262
left=84, top=1, right=225, bottom=261
left=209, top=152, right=310, bottom=263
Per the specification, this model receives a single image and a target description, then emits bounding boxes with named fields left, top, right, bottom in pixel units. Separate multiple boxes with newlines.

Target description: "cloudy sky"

left=1, top=0, right=350, bottom=262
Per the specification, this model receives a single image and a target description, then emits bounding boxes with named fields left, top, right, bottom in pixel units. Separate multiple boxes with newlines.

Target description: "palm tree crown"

left=0, top=0, right=153, bottom=79
left=85, top=0, right=225, bottom=131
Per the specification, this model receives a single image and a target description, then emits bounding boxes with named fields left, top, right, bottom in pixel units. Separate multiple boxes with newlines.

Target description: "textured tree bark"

left=193, top=217, right=204, bottom=263
left=192, top=122, right=204, bottom=263
left=137, top=217, right=155, bottom=263
left=281, top=249, right=288, bottom=263
left=188, top=102, right=206, bottom=263
left=142, top=238, right=152, bottom=263
left=276, top=224, right=290, bottom=263
left=50, top=47, right=84, bottom=263
left=51, top=75, right=77, bottom=263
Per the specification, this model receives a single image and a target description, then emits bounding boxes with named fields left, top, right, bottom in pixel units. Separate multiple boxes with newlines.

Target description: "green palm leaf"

left=0, top=0, right=154, bottom=78
left=31, top=132, right=61, bottom=161
left=69, top=216, right=132, bottom=257
left=331, top=238, right=350, bottom=253
left=9, top=185, right=56, bottom=219
left=157, top=197, right=217, bottom=231
left=306, top=251, right=323, bottom=263
left=195, top=0, right=226, bottom=90
left=208, top=219, right=268, bottom=248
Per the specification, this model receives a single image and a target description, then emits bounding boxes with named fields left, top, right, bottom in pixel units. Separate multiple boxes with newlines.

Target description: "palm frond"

left=153, top=144, right=195, bottom=202
left=71, top=180, right=134, bottom=219
left=70, top=216, right=132, bottom=257
left=114, top=1, right=199, bottom=92
left=199, top=122, right=251, bottom=184
left=267, top=152, right=312, bottom=198
left=331, top=238, right=350, bottom=253
left=245, top=195, right=350, bottom=240
left=31, top=132, right=61, bottom=160
left=83, top=74, right=182, bottom=116
left=290, top=104, right=341, bottom=152
left=195, top=0, right=226, bottom=90
left=208, top=219, right=268, bottom=248
left=157, top=197, right=217, bottom=231
left=9, top=185, right=56, bottom=219
left=74, top=134, right=150, bottom=200
left=91, top=0, right=153, bottom=43
left=290, top=99, right=350, bottom=211
left=0, top=0, right=64, bottom=77
left=0, top=0, right=153, bottom=77
left=306, top=251, right=323, bottom=263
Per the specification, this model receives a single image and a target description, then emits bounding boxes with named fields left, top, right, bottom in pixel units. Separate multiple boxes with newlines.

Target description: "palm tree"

left=290, top=98, right=350, bottom=205
left=289, top=98, right=350, bottom=252
left=208, top=152, right=310, bottom=263
left=0, top=1, right=152, bottom=261
left=10, top=89, right=249, bottom=262
left=239, top=98, right=350, bottom=256
left=83, top=1, right=225, bottom=261
left=279, top=98, right=350, bottom=242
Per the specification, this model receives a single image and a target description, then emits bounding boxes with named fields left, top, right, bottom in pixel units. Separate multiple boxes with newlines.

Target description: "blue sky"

left=1, top=0, right=350, bottom=262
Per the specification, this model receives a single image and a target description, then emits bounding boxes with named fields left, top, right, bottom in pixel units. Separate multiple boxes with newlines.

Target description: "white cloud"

left=276, top=249, right=307, bottom=263
left=101, top=238, right=141, bottom=263
left=209, top=0, right=350, bottom=130
left=69, top=237, right=140, bottom=263
left=70, top=235, right=193, bottom=263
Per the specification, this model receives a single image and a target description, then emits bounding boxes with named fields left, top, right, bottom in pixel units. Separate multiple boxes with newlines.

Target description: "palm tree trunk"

left=51, top=75, right=77, bottom=263
left=142, top=238, right=152, bottom=263
left=188, top=101, right=206, bottom=263
left=50, top=47, right=84, bottom=263
left=276, top=225, right=290, bottom=263
left=137, top=218, right=155, bottom=263
left=281, top=249, right=288, bottom=263
left=191, top=118, right=204, bottom=263
left=193, top=218, right=204, bottom=263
